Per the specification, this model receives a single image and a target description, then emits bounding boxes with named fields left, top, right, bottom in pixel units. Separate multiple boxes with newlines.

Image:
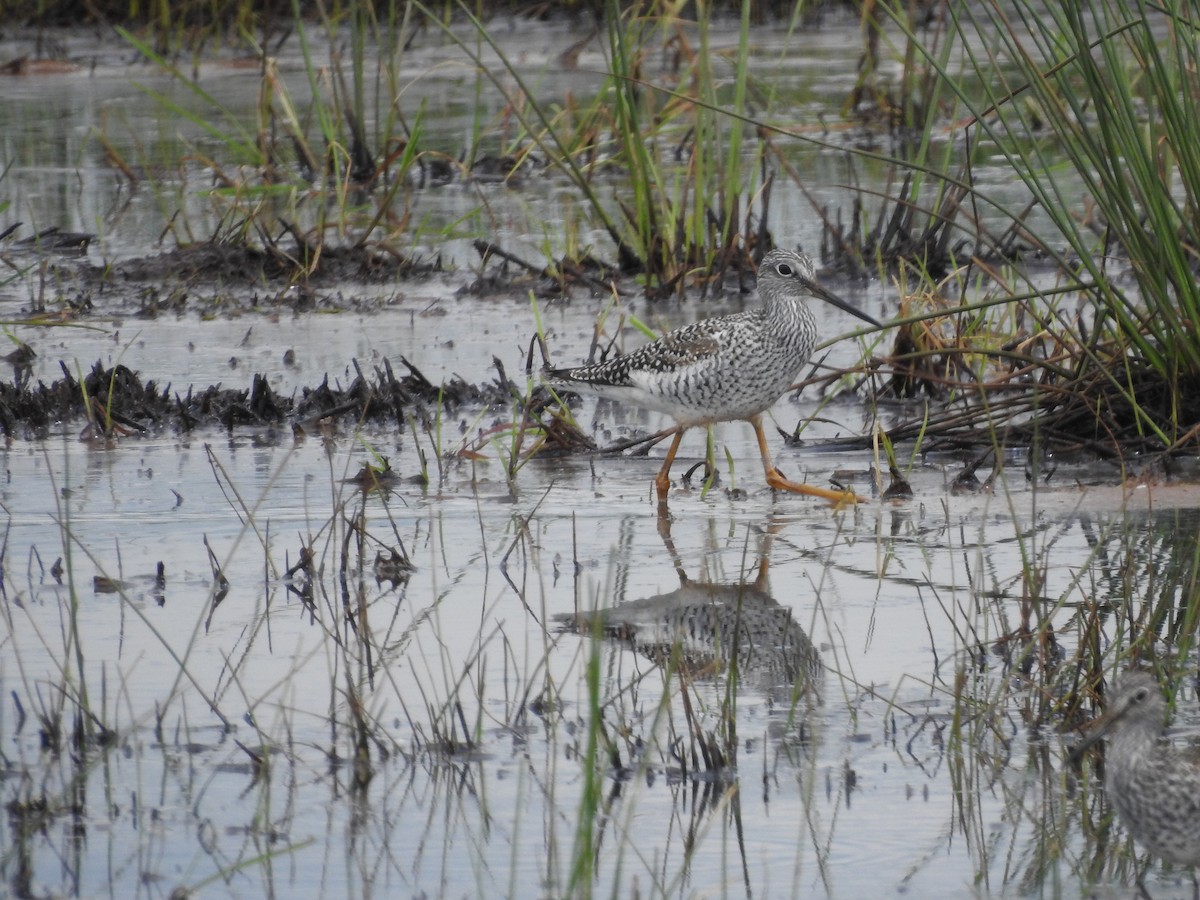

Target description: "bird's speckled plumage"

left=548, top=249, right=826, bottom=426
left=1075, top=670, right=1200, bottom=868
left=545, top=248, right=878, bottom=503
left=556, top=580, right=823, bottom=700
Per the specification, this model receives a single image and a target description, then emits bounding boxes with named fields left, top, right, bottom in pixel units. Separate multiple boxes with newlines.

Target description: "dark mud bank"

left=1, top=356, right=523, bottom=439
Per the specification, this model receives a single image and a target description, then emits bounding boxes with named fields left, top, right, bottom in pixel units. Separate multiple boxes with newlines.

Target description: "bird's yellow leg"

left=750, top=416, right=864, bottom=506
left=655, top=428, right=686, bottom=500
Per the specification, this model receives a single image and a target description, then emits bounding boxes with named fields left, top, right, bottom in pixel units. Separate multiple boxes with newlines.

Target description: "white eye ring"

left=776, top=263, right=793, bottom=277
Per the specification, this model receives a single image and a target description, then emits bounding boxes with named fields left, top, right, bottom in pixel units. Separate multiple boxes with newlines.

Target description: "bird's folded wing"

left=625, top=327, right=723, bottom=374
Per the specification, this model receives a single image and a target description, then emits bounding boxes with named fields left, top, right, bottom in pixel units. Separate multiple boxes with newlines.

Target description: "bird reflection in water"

left=553, top=515, right=827, bottom=869
left=556, top=516, right=823, bottom=705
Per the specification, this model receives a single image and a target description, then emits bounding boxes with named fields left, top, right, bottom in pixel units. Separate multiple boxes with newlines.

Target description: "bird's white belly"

left=630, top=362, right=802, bottom=426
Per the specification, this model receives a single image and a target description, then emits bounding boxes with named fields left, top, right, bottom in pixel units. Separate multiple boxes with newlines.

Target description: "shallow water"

left=1, top=14, right=1198, bottom=900
left=4, top=422, right=1197, bottom=898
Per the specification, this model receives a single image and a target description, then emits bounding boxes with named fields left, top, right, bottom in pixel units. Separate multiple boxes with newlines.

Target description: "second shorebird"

left=546, top=248, right=880, bottom=503
left=1072, top=670, right=1200, bottom=898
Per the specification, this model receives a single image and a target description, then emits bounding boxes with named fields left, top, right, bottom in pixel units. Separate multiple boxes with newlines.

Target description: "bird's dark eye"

left=776, top=263, right=793, bottom=277
left=1133, top=688, right=1149, bottom=703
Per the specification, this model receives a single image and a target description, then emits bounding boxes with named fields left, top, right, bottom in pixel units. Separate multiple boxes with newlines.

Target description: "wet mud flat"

left=0, top=351, right=521, bottom=440
left=0, top=236, right=583, bottom=441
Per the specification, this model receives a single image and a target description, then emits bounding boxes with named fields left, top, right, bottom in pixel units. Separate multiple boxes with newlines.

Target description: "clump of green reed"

left=112, top=5, right=425, bottom=275
left=415, top=0, right=788, bottom=294
left=598, top=0, right=767, bottom=288
left=846, top=0, right=958, bottom=138
left=746, top=2, right=989, bottom=286
left=916, top=0, right=1200, bottom=450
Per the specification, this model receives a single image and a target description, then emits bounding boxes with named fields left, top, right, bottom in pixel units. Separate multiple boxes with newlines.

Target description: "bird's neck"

left=762, top=292, right=812, bottom=328
left=1108, top=723, right=1163, bottom=769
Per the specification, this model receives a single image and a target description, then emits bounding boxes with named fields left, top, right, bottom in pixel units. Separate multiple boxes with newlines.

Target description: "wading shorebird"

left=546, top=248, right=880, bottom=503
left=1072, top=670, right=1200, bottom=899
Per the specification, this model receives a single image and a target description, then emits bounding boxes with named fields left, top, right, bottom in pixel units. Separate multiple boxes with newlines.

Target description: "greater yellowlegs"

left=1072, top=670, right=1200, bottom=897
left=546, top=248, right=880, bottom=503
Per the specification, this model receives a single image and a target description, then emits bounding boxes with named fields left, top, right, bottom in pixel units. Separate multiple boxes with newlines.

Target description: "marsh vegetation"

left=4, top=1, right=1200, bottom=897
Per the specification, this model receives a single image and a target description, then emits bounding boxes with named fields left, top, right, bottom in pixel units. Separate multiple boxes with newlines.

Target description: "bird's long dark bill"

left=1067, top=705, right=1124, bottom=763
left=800, top=276, right=882, bottom=329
